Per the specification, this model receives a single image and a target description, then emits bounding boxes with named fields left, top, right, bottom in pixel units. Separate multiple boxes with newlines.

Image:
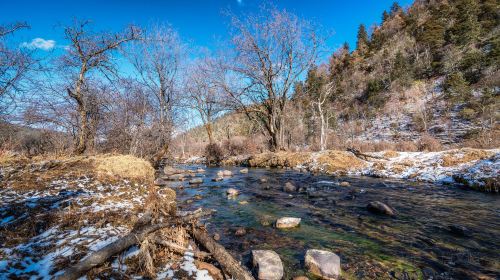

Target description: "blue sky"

left=2, top=0, right=413, bottom=57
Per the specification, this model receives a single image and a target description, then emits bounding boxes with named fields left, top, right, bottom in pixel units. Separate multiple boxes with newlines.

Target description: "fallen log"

left=57, top=209, right=214, bottom=280
left=191, top=227, right=255, bottom=280
left=152, top=237, right=211, bottom=259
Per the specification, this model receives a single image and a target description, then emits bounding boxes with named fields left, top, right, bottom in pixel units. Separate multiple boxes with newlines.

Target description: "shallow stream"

left=167, top=166, right=499, bottom=279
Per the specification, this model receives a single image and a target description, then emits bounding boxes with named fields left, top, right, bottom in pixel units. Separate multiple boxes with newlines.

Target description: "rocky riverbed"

left=162, top=164, right=500, bottom=279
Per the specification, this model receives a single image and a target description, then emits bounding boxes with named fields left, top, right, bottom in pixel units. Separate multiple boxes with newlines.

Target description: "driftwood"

left=57, top=209, right=214, bottom=280
left=347, top=148, right=384, bottom=160
left=191, top=227, right=255, bottom=280
left=153, top=237, right=211, bottom=259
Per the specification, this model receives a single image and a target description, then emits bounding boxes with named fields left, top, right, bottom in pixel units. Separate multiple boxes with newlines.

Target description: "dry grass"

left=315, top=150, right=367, bottom=173
left=441, top=148, right=495, bottom=167
left=248, top=151, right=311, bottom=167
left=383, top=150, right=400, bottom=158
left=93, top=154, right=154, bottom=183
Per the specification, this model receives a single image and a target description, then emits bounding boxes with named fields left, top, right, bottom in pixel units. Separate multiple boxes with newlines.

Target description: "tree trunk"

left=206, top=122, right=214, bottom=144
left=74, top=106, right=88, bottom=155
left=191, top=227, right=255, bottom=280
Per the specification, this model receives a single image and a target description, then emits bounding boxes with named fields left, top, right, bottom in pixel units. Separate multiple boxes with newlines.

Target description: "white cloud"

left=21, top=38, right=56, bottom=51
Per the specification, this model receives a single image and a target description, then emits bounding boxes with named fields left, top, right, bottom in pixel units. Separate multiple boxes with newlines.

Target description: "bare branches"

left=222, top=7, right=321, bottom=150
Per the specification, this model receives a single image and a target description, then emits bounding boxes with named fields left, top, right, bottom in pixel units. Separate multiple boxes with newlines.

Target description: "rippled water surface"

left=167, top=166, right=500, bottom=279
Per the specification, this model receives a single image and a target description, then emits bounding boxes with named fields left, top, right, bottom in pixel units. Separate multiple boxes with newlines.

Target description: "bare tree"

left=127, top=24, right=184, bottom=158
left=185, top=57, right=226, bottom=144
left=316, top=81, right=335, bottom=151
left=62, top=19, right=140, bottom=155
left=0, top=22, right=33, bottom=115
left=222, top=7, right=320, bottom=151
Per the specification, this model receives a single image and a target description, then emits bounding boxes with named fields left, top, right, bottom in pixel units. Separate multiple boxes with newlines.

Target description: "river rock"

left=154, top=178, right=167, bottom=186
left=235, top=227, right=247, bottom=236
left=222, top=170, right=233, bottom=176
left=367, top=201, right=395, bottom=216
left=166, top=174, right=184, bottom=181
left=275, top=217, right=301, bottom=229
left=189, top=178, right=203, bottom=184
left=305, top=249, right=341, bottom=280
left=260, top=178, right=268, bottom=183
left=449, top=225, right=472, bottom=237
left=213, top=233, right=221, bottom=241
left=196, top=168, right=205, bottom=173
left=227, top=188, right=239, bottom=196
left=339, top=181, right=350, bottom=187
left=240, top=168, right=249, bottom=174
left=252, top=250, right=284, bottom=280
left=212, top=177, right=223, bottom=182
left=293, top=277, right=309, bottom=280
left=164, top=166, right=183, bottom=176
left=283, top=182, right=297, bottom=193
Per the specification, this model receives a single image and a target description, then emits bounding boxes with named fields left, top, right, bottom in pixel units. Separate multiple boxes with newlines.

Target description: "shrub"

left=459, top=107, right=477, bottom=120
left=204, top=143, right=224, bottom=165
left=93, top=154, right=155, bottom=183
left=418, top=134, right=442, bottom=151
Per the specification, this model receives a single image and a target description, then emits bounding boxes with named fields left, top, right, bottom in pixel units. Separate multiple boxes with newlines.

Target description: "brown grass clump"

left=248, top=152, right=311, bottom=168
left=383, top=150, right=400, bottom=158
left=93, top=154, right=154, bottom=183
left=316, top=150, right=367, bottom=173
left=441, top=148, right=494, bottom=167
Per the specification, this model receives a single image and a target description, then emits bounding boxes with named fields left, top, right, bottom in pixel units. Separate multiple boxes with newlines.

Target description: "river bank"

left=185, top=148, right=499, bottom=192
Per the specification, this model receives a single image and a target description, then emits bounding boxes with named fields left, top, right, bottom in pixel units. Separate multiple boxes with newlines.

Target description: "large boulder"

left=283, top=182, right=297, bottom=193
left=367, top=201, right=395, bottom=216
left=275, top=217, right=301, bottom=229
left=252, top=250, right=284, bottom=280
left=305, top=249, right=341, bottom=279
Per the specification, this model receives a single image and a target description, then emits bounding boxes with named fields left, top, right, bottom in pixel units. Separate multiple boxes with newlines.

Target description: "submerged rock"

left=166, top=174, right=184, bottom=181
left=196, top=168, right=205, bottom=173
left=305, top=249, right=341, bottom=280
left=240, top=168, right=249, bottom=174
left=275, top=217, right=301, bottom=229
left=260, top=178, right=268, bottom=183
left=339, top=181, right=350, bottom=187
left=222, top=170, right=233, bottom=176
left=235, top=227, right=247, bottom=236
left=367, top=201, right=395, bottom=216
left=449, top=225, right=472, bottom=237
left=252, top=250, right=284, bottom=280
left=189, top=178, right=203, bottom=185
left=212, top=177, right=223, bottom=182
left=283, top=182, right=297, bottom=193
left=226, top=188, right=239, bottom=196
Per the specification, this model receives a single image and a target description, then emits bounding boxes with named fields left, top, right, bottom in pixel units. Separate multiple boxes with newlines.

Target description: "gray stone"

left=196, top=168, right=205, bottom=173
left=166, top=174, right=184, bottom=181
left=367, top=201, right=395, bottom=216
left=275, top=217, right=301, bottom=229
left=240, top=168, right=249, bottom=174
left=222, top=170, right=233, bottom=176
left=283, top=182, right=297, bottom=193
left=189, top=178, right=203, bottom=184
left=305, top=249, right=340, bottom=279
left=226, top=188, right=239, bottom=196
left=212, top=177, right=224, bottom=182
left=252, top=250, right=284, bottom=280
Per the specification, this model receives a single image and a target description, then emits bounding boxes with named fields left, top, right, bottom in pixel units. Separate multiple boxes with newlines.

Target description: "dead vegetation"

left=441, top=148, right=495, bottom=167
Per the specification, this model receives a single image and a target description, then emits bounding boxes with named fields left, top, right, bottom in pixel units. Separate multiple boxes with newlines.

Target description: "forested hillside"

left=174, top=0, right=499, bottom=158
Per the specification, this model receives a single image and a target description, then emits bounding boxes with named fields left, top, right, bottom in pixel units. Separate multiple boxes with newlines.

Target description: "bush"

left=459, top=107, right=477, bottom=120
left=204, top=143, right=224, bottom=165
left=418, top=134, right=442, bottom=151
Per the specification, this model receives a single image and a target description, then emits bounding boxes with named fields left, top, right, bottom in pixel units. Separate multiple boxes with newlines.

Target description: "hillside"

left=172, top=0, right=499, bottom=157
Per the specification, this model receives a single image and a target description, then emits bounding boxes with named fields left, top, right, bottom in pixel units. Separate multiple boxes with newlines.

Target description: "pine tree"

left=390, top=2, right=402, bottom=16
left=356, top=24, right=369, bottom=55
left=382, top=10, right=390, bottom=23
left=449, top=0, right=481, bottom=45
left=443, top=72, right=472, bottom=103
left=478, top=0, right=500, bottom=33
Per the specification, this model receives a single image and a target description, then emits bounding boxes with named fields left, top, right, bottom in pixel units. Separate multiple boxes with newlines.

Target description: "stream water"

left=166, top=165, right=499, bottom=280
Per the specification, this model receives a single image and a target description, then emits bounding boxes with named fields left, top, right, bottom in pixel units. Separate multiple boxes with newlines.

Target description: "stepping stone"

left=252, top=250, right=284, bottom=280
left=275, top=217, right=301, bottom=229
left=305, top=249, right=340, bottom=279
